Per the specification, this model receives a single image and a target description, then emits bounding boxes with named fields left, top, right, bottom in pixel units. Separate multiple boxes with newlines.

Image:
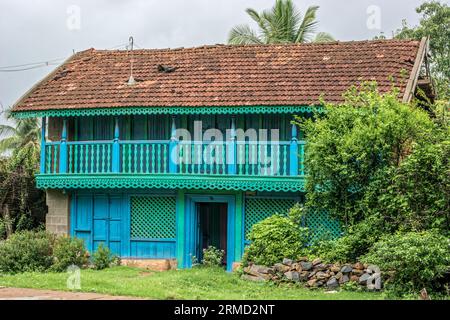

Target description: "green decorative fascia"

left=36, top=173, right=306, bottom=192
left=12, top=105, right=324, bottom=119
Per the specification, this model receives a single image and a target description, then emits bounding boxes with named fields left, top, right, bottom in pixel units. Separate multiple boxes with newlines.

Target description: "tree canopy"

left=228, top=0, right=334, bottom=45
left=394, top=1, right=450, bottom=99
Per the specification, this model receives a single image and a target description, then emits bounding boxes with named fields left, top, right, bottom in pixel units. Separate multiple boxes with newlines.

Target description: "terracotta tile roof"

left=12, top=39, right=422, bottom=112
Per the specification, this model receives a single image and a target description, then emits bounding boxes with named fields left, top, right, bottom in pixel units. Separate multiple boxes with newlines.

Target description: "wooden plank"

left=402, top=37, right=428, bottom=103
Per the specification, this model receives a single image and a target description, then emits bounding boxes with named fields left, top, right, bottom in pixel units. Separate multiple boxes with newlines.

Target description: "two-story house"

left=11, top=38, right=432, bottom=271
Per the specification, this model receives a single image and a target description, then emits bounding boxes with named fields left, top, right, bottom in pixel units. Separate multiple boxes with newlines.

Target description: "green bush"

left=0, top=219, right=6, bottom=240
left=92, top=243, right=115, bottom=270
left=362, top=139, right=450, bottom=236
left=295, top=83, right=434, bottom=225
left=0, top=230, right=55, bottom=273
left=313, top=214, right=384, bottom=263
left=52, top=236, right=89, bottom=272
left=202, top=246, right=224, bottom=267
left=361, top=231, right=450, bottom=294
left=242, top=206, right=309, bottom=266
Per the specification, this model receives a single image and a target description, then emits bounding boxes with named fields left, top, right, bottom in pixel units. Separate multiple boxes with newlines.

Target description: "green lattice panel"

left=130, top=196, right=176, bottom=239
left=244, top=198, right=296, bottom=239
left=304, top=208, right=341, bottom=242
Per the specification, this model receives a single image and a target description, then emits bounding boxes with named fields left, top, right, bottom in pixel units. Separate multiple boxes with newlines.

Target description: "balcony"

left=37, top=117, right=306, bottom=192
left=43, top=139, right=305, bottom=176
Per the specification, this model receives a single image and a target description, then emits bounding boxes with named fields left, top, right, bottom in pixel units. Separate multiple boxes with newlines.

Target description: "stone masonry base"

left=45, top=189, right=70, bottom=235
left=121, top=259, right=178, bottom=271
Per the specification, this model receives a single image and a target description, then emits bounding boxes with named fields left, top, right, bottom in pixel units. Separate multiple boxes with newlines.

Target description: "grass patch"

left=0, top=266, right=384, bottom=300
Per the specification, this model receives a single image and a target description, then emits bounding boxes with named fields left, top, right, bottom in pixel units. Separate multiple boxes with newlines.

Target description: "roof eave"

left=402, top=37, right=429, bottom=104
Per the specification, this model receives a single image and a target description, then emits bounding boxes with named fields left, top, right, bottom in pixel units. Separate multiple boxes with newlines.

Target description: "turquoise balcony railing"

left=42, top=139, right=306, bottom=176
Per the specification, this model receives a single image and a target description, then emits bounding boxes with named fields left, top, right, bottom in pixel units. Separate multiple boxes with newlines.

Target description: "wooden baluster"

left=215, top=144, right=219, bottom=174
left=212, top=144, right=216, bottom=174
left=145, top=144, right=149, bottom=173
left=157, top=144, right=162, bottom=173
left=169, top=116, right=178, bottom=173
left=275, top=143, right=281, bottom=176
left=68, top=145, right=73, bottom=174
left=202, top=143, right=208, bottom=174
left=265, top=143, right=269, bottom=176
left=74, top=145, right=79, bottom=173
left=228, top=115, right=237, bottom=175
left=90, top=145, right=94, bottom=174
left=53, top=145, right=58, bottom=173
left=46, top=145, right=52, bottom=173
left=191, top=143, right=195, bottom=174
left=101, top=144, right=105, bottom=173
left=163, top=144, right=168, bottom=173
left=59, top=119, right=67, bottom=173
left=197, top=142, right=201, bottom=174
left=128, top=144, right=132, bottom=174
left=79, top=145, right=84, bottom=173
left=40, top=117, right=46, bottom=174
left=257, top=143, right=261, bottom=175
left=290, top=123, right=299, bottom=176
left=106, top=144, right=110, bottom=172
left=133, top=145, right=137, bottom=174
left=245, top=144, right=249, bottom=175
left=239, top=144, right=244, bottom=175
left=84, top=145, right=89, bottom=174
left=222, top=143, right=226, bottom=174
left=112, top=117, right=120, bottom=173
left=185, top=143, right=189, bottom=174
left=121, top=144, right=126, bottom=173
left=139, top=144, right=143, bottom=173
left=252, top=143, right=256, bottom=175
left=152, top=144, right=156, bottom=173
left=270, top=144, right=275, bottom=176
left=179, top=144, right=184, bottom=174
left=96, top=144, right=100, bottom=173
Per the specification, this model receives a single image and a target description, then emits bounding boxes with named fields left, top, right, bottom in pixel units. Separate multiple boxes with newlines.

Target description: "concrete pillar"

left=45, top=189, right=70, bottom=235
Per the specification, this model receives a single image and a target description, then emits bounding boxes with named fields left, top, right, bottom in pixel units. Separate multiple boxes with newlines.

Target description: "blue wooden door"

left=92, top=194, right=122, bottom=255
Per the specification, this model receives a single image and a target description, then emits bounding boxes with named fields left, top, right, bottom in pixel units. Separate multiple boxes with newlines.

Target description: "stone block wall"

left=45, top=189, right=70, bottom=235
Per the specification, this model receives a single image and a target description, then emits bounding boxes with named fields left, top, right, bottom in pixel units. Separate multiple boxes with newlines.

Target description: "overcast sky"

left=0, top=0, right=427, bottom=125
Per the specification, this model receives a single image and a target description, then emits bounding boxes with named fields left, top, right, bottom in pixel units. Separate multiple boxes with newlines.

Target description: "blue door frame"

left=181, top=194, right=236, bottom=271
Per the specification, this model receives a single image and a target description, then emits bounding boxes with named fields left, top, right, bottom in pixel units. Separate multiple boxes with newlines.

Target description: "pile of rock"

left=242, top=257, right=382, bottom=290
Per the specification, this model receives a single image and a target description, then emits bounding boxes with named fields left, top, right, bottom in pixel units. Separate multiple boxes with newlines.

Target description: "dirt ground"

left=0, top=286, right=144, bottom=300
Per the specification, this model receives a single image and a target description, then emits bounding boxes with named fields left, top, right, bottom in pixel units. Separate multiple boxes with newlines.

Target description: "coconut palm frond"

left=0, top=135, right=20, bottom=153
left=228, top=24, right=263, bottom=45
left=294, top=5, right=319, bottom=43
left=313, top=32, right=336, bottom=43
left=0, top=124, right=17, bottom=138
left=229, top=1, right=328, bottom=45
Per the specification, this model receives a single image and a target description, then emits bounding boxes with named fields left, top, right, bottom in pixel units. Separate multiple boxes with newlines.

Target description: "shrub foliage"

left=92, top=243, right=115, bottom=270
left=0, top=230, right=54, bottom=273
left=243, top=205, right=309, bottom=266
left=52, top=236, right=89, bottom=272
left=361, top=231, right=450, bottom=293
left=202, top=246, right=224, bottom=267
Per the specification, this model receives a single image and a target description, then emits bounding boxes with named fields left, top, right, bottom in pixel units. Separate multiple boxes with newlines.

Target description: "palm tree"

left=228, top=0, right=334, bottom=45
left=0, top=107, right=40, bottom=165
left=0, top=107, right=43, bottom=238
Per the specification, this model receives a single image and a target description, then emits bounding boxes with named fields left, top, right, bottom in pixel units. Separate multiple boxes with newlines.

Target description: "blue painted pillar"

left=59, top=118, right=68, bottom=173
left=40, top=117, right=46, bottom=174
left=169, top=116, right=178, bottom=173
left=289, top=123, right=299, bottom=176
left=228, top=115, right=237, bottom=174
left=112, top=117, right=120, bottom=173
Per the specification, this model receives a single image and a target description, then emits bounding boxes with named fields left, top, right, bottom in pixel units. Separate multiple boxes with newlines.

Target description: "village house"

left=11, top=38, right=433, bottom=271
